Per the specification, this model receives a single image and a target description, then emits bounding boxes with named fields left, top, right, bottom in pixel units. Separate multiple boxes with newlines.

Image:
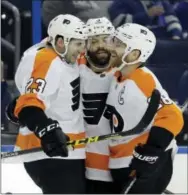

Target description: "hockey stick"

left=122, top=170, right=137, bottom=194
left=121, top=170, right=174, bottom=194
left=164, top=189, right=174, bottom=194
left=1, top=89, right=160, bottom=159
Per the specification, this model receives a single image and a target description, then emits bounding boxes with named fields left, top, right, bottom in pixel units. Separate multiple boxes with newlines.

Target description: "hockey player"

left=13, top=14, right=88, bottom=194
left=105, top=23, right=184, bottom=194
left=78, top=17, right=117, bottom=193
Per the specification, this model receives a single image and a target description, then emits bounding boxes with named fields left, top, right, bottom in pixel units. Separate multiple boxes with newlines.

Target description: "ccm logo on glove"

left=37, top=123, right=60, bottom=138
left=133, top=150, right=159, bottom=164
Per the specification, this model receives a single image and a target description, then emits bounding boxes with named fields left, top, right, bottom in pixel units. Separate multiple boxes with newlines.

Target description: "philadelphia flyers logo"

left=104, top=104, right=124, bottom=132
left=63, top=19, right=70, bottom=24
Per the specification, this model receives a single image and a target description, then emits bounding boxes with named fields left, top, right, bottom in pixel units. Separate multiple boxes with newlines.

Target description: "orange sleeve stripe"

left=15, top=133, right=41, bottom=150
left=67, top=132, right=85, bottom=140
left=14, top=94, right=45, bottom=117
left=153, top=104, right=184, bottom=136
left=86, top=152, right=110, bottom=170
left=129, top=69, right=156, bottom=98
left=14, top=48, right=57, bottom=117
left=110, top=132, right=149, bottom=158
left=15, top=132, right=86, bottom=151
left=67, top=132, right=86, bottom=149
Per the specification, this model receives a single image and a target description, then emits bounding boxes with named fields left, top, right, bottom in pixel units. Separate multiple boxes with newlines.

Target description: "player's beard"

left=87, top=48, right=111, bottom=68
left=110, top=50, right=123, bottom=68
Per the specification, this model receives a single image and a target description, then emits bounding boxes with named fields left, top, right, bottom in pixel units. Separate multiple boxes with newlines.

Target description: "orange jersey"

left=107, top=67, right=184, bottom=168
left=14, top=47, right=85, bottom=162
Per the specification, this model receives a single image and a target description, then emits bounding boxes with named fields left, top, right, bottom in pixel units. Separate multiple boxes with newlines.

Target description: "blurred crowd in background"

left=1, top=0, right=188, bottom=146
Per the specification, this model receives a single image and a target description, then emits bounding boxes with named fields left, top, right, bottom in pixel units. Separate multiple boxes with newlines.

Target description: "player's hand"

left=147, top=6, right=164, bottom=17
left=34, top=119, right=70, bottom=157
left=5, top=97, right=20, bottom=125
left=129, top=144, right=167, bottom=179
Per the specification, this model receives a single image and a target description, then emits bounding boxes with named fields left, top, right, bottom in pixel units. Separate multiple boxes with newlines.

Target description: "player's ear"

left=55, top=35, right=65, bottom=49
left=132, top=49, right=141, bottom=60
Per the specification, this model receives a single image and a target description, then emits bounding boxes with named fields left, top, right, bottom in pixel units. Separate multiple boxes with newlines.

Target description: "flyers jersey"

left=14, top=47, right=85, bottom=162
left=79, top=58, right=114, bottom=181
left=106, top=67, right=184, bottom=169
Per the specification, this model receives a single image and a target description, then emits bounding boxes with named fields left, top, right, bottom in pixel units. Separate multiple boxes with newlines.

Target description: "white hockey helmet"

left=47, top=14, right=88, bottom=57
left=86, top=17, right=115, bottom=37
left=114, top=23, right=156, bottom=69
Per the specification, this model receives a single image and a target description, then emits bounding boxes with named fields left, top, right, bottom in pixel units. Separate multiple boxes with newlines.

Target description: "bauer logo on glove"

left=133, top=149, right=159, bottom=164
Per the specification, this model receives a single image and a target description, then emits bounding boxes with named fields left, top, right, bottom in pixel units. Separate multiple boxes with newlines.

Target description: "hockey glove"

left=129, top=144, right=168, bottom=180
left=34, top=119, right=70, bottom=157
left=5, top=97, right=20, bottom=125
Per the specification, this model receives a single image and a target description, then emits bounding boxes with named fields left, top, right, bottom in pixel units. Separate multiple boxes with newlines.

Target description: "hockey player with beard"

left=78, top=17, right=118, bottom=193
left=105, top=23, right=184, bottom=194
left=9, top=14, right=88, bottom=194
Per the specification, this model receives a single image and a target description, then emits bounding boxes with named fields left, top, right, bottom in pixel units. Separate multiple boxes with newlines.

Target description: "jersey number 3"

left=25, top=77, right=46, bottom=93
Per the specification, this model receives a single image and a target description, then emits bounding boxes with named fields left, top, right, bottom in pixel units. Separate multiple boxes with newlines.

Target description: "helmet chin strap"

left=54, top=47, right=68, bottom=59
left=117, top=59, right=141, bottom=71
left=51, top=37, right=69, bottom=59
left=53, top=44, right=68, bottom=59
left=116, top=47, right=142, bottom=71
